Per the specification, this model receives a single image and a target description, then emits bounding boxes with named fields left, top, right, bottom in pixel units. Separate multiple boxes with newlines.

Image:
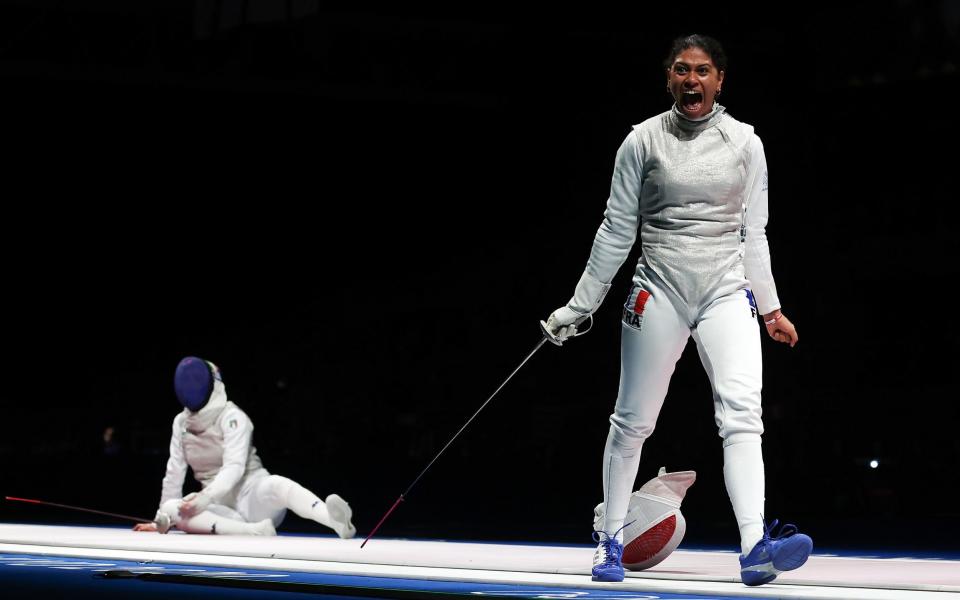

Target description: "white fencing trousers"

left=232, top=473, right=337, bottom=527
left=160, top=473, right=289, bottom=534
left=159, top=474, right=346, bottom=536
left=601, top=267, right=766, bottom=554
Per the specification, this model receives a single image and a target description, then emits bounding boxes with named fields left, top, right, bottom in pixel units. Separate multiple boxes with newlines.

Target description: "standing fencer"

left=543, top=34, right=812, bottom=585
left=134, top=356, right=356, bottom=537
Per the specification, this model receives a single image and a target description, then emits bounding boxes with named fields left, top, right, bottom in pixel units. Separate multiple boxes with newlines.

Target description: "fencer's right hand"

left=133, top=509, right=169, bottom=534
left=542, top=306, right=588, bottom=345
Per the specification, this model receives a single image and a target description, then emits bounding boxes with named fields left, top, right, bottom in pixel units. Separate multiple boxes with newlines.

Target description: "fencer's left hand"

left=763, top=311, right=797, bottom=347
left=179, top=491, right=212, bottom=517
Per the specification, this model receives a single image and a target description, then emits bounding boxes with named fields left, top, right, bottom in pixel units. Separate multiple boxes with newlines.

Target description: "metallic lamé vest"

left=634, top=105, right=753, bottom=306
left=181, top=401, right=265, bottom=506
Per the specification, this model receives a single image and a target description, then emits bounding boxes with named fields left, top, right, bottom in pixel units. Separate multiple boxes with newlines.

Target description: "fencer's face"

left=667, top=47, right=724, bottom=119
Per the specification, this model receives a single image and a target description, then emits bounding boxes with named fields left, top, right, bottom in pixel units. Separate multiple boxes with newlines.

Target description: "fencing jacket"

left=583, top=103, right=780, bottom=315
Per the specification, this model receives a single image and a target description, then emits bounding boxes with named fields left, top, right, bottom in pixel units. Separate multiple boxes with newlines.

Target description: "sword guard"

left=540, top=314, right=594, bottom=346
left=540, top=320, right=564, bottom=346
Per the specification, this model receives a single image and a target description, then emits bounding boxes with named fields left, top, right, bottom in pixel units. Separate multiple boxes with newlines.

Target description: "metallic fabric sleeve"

left=584, top=129, right=644, bottom=287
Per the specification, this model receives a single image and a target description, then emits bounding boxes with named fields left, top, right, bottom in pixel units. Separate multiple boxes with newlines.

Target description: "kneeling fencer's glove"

left=541, top=270, right=611, bottom=345
left=154, top=510, right=172, bottom=534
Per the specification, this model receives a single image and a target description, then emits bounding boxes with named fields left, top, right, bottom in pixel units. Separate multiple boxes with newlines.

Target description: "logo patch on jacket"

left=623, top=287, right=652, bottom=330
left=745, top=289, right=757, bottom=319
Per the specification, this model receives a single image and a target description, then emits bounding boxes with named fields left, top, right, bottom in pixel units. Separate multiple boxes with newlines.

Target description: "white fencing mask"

left=593, top=467, right=696, bottom=570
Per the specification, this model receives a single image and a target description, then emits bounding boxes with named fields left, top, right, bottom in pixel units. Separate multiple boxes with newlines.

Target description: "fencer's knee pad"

left=594, top=467, right=696, bottom=570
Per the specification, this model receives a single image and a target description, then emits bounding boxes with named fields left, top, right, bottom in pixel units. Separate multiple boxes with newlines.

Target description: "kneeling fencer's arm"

left=180, top=410, right=252, bottom=516
left=159, top=417, right=187, bottom=508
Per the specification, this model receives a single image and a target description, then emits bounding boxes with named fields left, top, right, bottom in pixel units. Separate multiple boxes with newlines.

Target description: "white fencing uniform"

left=575, top=104, right=777, bottom=554
left=158, top=379, right=355, bottom=537
left=160, top=380, right=286, bottom=527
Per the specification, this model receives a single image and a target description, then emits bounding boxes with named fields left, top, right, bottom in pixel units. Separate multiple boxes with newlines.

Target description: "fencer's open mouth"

left=681, top=90, right=703, bottom=112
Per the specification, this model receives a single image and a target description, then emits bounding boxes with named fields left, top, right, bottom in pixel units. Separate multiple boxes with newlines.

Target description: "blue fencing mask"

left=174, top=356, right=222, bottom=412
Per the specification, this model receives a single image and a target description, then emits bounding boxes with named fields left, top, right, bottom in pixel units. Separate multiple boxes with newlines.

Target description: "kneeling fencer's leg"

left=158, top=498, right=275, bottom=535
left=254, top=475, right=356, bottom=538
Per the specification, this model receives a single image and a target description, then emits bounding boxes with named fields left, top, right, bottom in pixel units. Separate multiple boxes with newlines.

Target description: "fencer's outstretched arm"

left=159, top=415, right=188, bottom=507
left=543, top=130, right=644, bottom=341
left=140, top=416, right=189, bottom=531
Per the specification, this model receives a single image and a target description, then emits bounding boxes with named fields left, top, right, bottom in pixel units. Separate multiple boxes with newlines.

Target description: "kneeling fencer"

left=134, top=356, right=356, bottom=537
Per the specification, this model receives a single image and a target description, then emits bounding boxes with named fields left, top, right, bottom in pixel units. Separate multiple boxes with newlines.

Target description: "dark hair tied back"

left=663, top=34, right=727, bottom=73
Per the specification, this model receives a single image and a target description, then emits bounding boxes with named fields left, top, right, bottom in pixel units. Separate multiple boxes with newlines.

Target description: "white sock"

left=259, top=475, right=339, bottom=530
left=286, top=484, right=338, bottom=529
left=601, top=429, right=644, bottom=543
left=723, top=433, right=765, bottom=555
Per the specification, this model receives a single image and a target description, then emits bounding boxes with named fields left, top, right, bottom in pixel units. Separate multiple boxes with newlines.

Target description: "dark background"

left=3, top=1, right=958, bottom=553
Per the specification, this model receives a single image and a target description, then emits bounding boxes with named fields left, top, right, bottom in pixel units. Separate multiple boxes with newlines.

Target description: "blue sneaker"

left=591, top=530, right=625, bottom=582
left=739, top=518, right=813, bottom=586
